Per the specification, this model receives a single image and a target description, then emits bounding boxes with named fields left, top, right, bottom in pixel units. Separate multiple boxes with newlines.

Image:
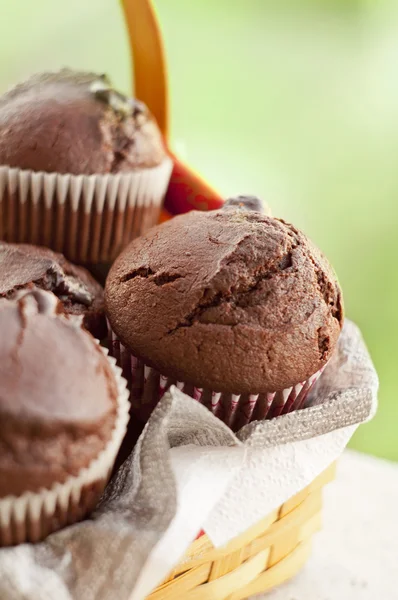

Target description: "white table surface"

left=253, top=450, right=398, bottom=600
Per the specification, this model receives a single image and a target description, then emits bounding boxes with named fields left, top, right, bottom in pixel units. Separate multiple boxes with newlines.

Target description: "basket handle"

left=120, top=0, right=224, bottom=215
left=120, top=0, right=169, bottom=138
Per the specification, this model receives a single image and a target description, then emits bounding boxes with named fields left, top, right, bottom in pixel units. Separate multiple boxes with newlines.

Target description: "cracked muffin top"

left=0, top=242, right=105, bottom=338
left=105, top=199, right=344, bottom=394
left=0, top=69, right=166, bottom=174
left=0, top=288, right=118, bottom=496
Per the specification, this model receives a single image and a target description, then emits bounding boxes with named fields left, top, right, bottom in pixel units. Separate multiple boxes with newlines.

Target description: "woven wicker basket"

left=121, top=2, right=336, bottom=597
left=147, top=462, right=336, bottom=599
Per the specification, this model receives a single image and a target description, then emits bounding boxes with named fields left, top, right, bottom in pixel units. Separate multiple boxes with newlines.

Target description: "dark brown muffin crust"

left=106, top=209, right=343, bottom=394
left=0, top=69, right=166, bottom=175
left=0, top=242, right=106, bottom=338
left=0, top=289, right=118, bottom=497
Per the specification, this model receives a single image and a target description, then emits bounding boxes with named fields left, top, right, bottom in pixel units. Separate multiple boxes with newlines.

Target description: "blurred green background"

left=1, top=0, right=396, bottom=459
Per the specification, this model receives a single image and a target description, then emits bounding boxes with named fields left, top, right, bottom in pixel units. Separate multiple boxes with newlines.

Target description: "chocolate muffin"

left=0, top=288, right=129, bottom=545
left=0, top=69, right=166, bottom=174
left=106, top=196, right=343, bottom=429
left=0, top=241, right=106, bottom=338
left=0, top=69, right=172, bottom=263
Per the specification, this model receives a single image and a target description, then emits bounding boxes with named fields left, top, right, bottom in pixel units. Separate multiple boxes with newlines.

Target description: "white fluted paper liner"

left=0, top=346, right=130, bottom=547
left=108, top=325, right=325, bottom=431
left=0, top=157, right=173, bottom=263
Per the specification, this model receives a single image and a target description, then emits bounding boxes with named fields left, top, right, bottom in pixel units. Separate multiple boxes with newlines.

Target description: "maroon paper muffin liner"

left=108, top=327, right=325, bottom=432
left=0, top=347, right=130, bottom=547
left=0, top=158, right=172, bottom=264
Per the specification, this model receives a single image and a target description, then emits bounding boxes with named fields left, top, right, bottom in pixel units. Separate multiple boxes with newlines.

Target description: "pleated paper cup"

left=0, top=347, right=130, bottom=547
left=108, top=326, right=325, bottom=432
left=0, top=157, right=173, bottom=264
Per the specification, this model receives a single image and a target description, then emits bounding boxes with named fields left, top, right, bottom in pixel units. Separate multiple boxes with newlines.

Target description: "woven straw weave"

left=148, top=462, right=336, bottom=600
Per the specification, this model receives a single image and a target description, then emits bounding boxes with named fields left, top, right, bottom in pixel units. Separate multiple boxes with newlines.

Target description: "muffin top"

left=0, top=69, right=166, bottom=175
left=0, top=289, right=119, bottom=497
left=106, top=202, right=343, bottom=394
left=0, top=241, right=105, bottom=338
